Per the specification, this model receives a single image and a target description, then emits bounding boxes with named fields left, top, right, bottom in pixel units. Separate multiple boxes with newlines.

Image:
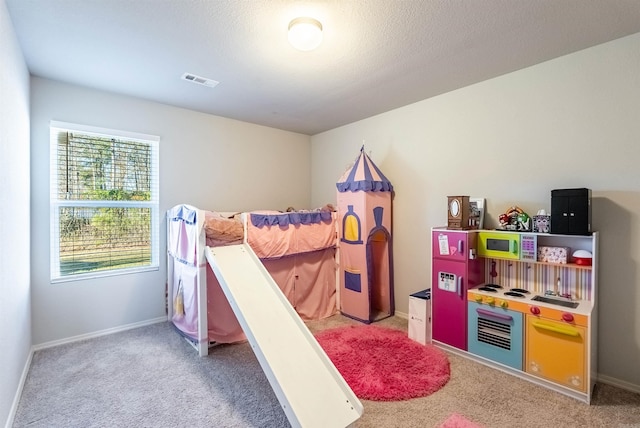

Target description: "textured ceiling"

left=6, top=0, right=640, bottom=135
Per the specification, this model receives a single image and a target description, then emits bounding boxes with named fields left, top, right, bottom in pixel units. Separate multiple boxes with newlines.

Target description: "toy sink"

left=531, top=295, right=580, bottom=309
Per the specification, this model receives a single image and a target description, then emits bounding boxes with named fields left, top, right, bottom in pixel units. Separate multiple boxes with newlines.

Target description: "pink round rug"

left=315, top=324, right=450, bottom=401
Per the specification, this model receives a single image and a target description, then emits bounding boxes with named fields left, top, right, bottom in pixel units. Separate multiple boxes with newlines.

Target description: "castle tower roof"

left=336, top=146, right=393, bottom=193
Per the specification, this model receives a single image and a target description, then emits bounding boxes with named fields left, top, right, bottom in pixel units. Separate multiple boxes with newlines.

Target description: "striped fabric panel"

left=484, top=259, right=591, bottom=300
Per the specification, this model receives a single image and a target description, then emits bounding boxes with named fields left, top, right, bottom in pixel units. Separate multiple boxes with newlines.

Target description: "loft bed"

left=166, top=204, right=339, bottom=352
left=166, top=204, right=362, bottom=428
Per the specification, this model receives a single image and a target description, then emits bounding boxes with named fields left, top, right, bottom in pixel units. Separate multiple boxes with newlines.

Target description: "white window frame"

left=50, top=121, right=160, bottom=282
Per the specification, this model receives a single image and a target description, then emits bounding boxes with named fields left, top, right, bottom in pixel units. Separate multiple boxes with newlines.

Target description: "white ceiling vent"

left=181, top=72, right=219, bottom=88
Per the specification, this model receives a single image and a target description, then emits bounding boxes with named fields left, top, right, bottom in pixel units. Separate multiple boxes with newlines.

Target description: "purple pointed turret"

left=336, top=146, right=393, bottom=193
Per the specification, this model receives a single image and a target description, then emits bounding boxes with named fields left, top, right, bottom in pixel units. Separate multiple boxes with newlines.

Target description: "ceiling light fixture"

left=288, top=17, right=323, bottom=51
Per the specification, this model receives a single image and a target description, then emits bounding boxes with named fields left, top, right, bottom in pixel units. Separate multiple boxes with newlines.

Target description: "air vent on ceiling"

left=181, top=72, right=219, bottom=88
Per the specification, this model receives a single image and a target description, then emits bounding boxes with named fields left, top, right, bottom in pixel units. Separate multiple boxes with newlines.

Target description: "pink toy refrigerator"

left=431, top=228, right=484, bottom=351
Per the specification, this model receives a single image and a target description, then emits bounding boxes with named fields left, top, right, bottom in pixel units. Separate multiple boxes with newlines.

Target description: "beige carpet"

left=307, top=315, right=640, bottom=428
left=13, top=314, right=640, bottom=428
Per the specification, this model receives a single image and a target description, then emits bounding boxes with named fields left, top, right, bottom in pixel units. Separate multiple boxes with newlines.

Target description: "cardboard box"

left=408, top=289, right=431, bottom=345
left=537, top=246, right=570, bottom=264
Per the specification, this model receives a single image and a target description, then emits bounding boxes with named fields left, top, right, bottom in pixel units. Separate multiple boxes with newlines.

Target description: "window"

left=50, top=121, right=159, bottom=281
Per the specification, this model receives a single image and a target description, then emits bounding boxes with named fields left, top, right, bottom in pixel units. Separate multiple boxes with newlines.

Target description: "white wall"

left=30, top=77, right=311, bottom=345
left=0, top=0, right=31, bottom=425
left=311, top=33, right=640, bottom=390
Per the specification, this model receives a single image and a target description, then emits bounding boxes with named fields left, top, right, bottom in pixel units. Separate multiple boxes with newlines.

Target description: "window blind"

left=50, top=122, right=159, bottom=281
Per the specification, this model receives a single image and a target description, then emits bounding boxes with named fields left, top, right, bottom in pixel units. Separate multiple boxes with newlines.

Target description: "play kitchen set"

left=432, top=189, right=598, bottom=403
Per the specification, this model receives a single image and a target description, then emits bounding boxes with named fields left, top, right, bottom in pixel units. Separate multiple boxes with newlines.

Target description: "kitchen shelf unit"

left=431, top=227, right=598, bottom=404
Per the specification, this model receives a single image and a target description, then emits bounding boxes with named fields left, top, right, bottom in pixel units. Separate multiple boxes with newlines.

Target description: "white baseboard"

left=597, top=373, right=640, bottom=395
left=5, top=348, right=33, bottom=428
left=32, top=316, right=167, bottom=351
left=395, top=310, right=408, bottom=319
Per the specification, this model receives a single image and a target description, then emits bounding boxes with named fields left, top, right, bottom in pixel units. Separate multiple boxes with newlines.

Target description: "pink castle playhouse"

left=336, top=146, right=394, bottom=323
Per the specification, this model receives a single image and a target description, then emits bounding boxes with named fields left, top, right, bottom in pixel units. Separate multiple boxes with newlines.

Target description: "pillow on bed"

left=204, top=211, right=244, bottom=246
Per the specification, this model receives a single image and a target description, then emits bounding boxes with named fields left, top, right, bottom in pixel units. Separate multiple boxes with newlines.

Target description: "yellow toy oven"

left=477, top=231, right=521, bottom=260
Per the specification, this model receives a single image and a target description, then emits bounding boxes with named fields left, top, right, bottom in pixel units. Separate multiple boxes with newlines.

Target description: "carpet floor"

left=12, top=315, right=640, bottom=427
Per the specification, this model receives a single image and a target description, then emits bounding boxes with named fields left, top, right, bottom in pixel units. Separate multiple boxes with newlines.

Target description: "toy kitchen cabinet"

left=433, top=228, right=598, bottom=404
left=431, top=229, right=484, bottom=351
left=525, top=306, right=588, bottom=392
left=551, top=188, right=591, bottom=235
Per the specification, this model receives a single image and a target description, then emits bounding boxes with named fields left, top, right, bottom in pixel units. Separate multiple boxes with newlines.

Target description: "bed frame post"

left=241, top=212, right=248, bottom=243
left=334, top=211, right=341, bottom=312
left=195, top=207, right=208, bottom=356
left=166, top=211, right=174, bottom=321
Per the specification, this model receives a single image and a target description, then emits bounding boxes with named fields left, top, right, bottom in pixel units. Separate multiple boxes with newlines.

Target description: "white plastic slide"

left=205, top=244, right=363, bottom=428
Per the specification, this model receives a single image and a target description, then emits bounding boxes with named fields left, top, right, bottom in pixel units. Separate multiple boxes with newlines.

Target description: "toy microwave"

left=477, top=231, right=537, bottom=261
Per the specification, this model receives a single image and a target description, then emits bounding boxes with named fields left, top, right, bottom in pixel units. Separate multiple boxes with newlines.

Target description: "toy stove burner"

left=504, top=291, right=526, bottom=298
left=477, top=283, right=504, bottom=292
left=510, top=288, right=530, bottom=294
